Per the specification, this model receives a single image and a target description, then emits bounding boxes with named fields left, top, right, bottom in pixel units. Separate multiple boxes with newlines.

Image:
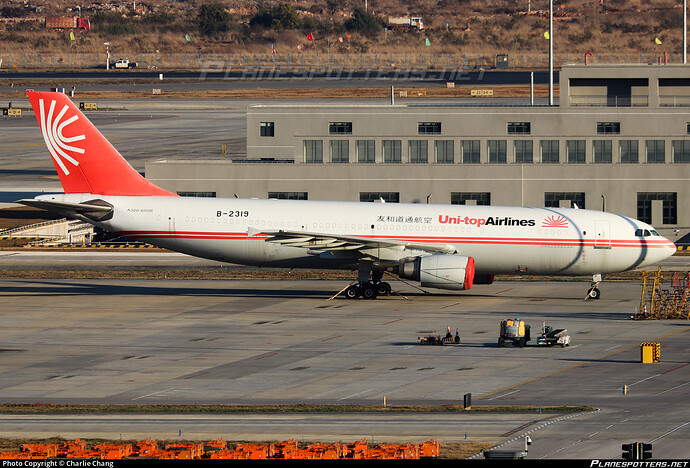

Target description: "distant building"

left=147, top=64, right=690, bottom=237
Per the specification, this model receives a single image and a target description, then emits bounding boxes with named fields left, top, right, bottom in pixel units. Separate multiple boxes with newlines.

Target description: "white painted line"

left=132, top=388, right=175, bottom=401
left=647, top=422, right=690, bottom=444
left=588, top=432, right=599, bottom=438
left=487, top=389, right=520, bottom=401
left=605, top=424, right=614, bottom=429
left=338, top=389, right=374, bottom=401
left=627, top=374, right=661, bottom=387
left=653, top=381, right=690, bottom=396
left=605, top=345, right=621, bottom=351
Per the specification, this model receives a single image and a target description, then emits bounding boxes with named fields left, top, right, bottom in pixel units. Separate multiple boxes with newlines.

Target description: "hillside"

left=0, top=0, right=687, bottom=62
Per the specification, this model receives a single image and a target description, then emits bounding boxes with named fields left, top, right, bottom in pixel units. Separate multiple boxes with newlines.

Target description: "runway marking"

left=605, top=425, right=614, bottom=429
left=588, top=432, right=599, bottom=438
left=605, top=345, right=621, bottom=351
left=255, top=353, right=278, bottom=360
left=653, top=381, right=690, bottom=396
left=647, top=421, right=690, bottom=444
left=320, top=335, right=342, bottom=342
left=132, top=388, right=175, bottom=400
left=477, top=326, right=690, bottom=400
left=627, top=374, right=661, bottom=387
left=488, top=389, right=520, bottom=401
left=338, top=389, right=374, bottom=400
left=661, top=362, right=690, bottom=375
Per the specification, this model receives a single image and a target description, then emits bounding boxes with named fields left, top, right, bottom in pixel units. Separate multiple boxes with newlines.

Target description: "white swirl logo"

left=38, top=98, right=85, bottom=176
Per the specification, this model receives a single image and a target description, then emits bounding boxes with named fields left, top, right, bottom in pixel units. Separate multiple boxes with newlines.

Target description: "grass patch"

left=0, top=403, right=595, bottom=414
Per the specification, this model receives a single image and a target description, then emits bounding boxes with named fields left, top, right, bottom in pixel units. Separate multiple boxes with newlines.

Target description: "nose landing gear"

left=585, top=274, right=602, bottom=300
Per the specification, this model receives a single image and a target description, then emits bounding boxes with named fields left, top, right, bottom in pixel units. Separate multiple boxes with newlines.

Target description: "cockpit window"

left=635, top=229, right=655, bottom=237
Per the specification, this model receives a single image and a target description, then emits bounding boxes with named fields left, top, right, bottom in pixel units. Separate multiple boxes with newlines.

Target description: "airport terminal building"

left=147, top=64, right=690, bottom=236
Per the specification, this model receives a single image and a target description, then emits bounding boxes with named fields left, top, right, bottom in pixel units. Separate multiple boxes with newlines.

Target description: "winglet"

left=26, top=90, right=177, bottom=197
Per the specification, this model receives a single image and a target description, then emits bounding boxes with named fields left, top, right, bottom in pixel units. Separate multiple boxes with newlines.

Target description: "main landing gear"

left=344, top=280, right=392, bottom=300
left=585, top=274, right=602, bottom=300
left=343, top=263, right=392, bottom=300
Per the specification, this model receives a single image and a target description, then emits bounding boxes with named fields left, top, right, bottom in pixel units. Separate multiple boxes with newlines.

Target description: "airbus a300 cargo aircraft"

left=19, top=90, right=676, bottom=300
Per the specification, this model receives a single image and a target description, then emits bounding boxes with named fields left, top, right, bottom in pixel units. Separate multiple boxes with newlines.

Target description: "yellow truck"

left=498, top=318, right=531, bottom=348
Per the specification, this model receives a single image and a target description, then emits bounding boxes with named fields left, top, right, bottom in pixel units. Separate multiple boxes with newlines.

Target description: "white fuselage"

left=40, top=194, right=676, bottom=276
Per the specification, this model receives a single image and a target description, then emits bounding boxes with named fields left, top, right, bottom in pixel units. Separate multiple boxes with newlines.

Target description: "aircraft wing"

left=253, top=229, right=457, bottom=257
left=17, top=198, right=114, bottom=221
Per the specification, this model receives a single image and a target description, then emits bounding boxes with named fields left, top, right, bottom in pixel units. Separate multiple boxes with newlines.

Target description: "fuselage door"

left=594, top=220, right=611, bottom=249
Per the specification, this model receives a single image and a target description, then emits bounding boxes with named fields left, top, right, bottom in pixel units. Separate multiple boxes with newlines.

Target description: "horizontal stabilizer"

left=17, top=198, right=114, bottom=221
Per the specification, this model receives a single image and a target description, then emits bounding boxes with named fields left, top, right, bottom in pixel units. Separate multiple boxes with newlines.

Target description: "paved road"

left=0, top=278, right=688, bottom=458
left=0, top=70, right=557, bottom=85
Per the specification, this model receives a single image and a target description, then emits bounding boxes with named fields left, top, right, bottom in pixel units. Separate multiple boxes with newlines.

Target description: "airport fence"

left=0, top=51, right=683, bottom=72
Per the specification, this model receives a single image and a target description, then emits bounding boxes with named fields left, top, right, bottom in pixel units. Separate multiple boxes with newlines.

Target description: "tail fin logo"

left=38, top=98, right=85, bottom=176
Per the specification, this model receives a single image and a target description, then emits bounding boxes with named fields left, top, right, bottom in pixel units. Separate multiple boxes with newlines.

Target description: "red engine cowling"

left=398, top=254, right=475, bottom=290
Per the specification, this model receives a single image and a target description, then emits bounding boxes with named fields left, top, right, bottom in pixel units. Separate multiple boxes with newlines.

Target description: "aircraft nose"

left=654, top=236, right=677, bottom=263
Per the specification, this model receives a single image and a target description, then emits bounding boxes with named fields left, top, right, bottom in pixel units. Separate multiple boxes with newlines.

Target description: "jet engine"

left=398, top=254, right=475, bottom=290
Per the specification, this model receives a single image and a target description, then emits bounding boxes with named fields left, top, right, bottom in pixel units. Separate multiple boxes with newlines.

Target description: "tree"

left=197, top=2, right=232, bottom=36
left=249, top=2, right=302, bottom=30
left=344, top=7, right=381, bottom=34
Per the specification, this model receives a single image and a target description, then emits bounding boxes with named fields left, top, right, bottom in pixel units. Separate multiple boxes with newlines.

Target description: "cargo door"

left=594, top=220, right=611, bottom=249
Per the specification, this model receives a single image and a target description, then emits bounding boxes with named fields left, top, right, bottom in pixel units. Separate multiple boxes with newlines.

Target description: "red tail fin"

left=27, top=90, right=177, bottom=197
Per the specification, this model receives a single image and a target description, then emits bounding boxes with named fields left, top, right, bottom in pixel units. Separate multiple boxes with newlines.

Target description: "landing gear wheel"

left=345, top=285, right=360, bottom=299
left=361, top=284, right=378, bottom=300
left=376, top=282, right=392, bottom=296
left=588, top=287, right=601, bottom=300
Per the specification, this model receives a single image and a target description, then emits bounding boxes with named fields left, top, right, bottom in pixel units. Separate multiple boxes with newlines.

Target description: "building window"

left=360, top=192, right=400, bottom=203
left=687, top=123, right=690, bottom=134
left=260, top=121, right=274, bottom=137
left=488, top=140, right=507, bottom=163
left=540, top=140, right=559, bottom=163
left=566, top=140, right=586, bottom=164
left=330, top=140, right=349, bottom=163
left=545, top=192, right=585, bottom=209
left=356, top=140, right=375, bottom=163
left=637, top=192, right=677, bottom=224
left=383, top=140, right=402, bottom=163
left=672, top=140, right=690, bottom=163
left=329, top=122, right=352, bottom=134
left=451, top=192, right=491, bottom=205
left=461, top=140, right=480, bottom=163
left=646, top=140, right=665, bottom=163
left=409, top=140, right=428, bottom=163
left=418, top=122, right=441, bottom=134
left=508, top=122, right=531, bottom=135
left=515, top=140, right=533, bottom=163
left=304, top=140, right=323, bottom=163
left=596, top=122, right=620, bottom=134
left=620, top=140, right=639, bottom=163
left=435, top=140, right=454, bottom=163
left=268, top=192, right=308, bottom=200
left=593, top=140, right=612, bottom=163
left=177, top=192, right=216, bottom=197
